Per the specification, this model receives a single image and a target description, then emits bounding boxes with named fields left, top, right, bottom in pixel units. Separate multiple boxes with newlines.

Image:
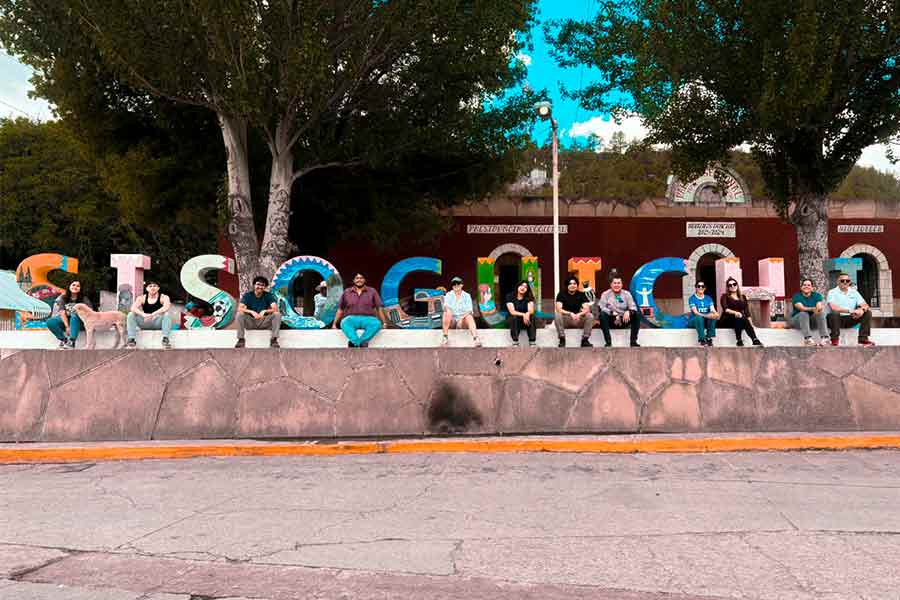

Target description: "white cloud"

left=857, top=143, right=900, bottom=176
left=568, top=114, right=650, bottom=148
left=0, top=52, right=55, bottom=121
left=516, top=52, right=532, bottom=66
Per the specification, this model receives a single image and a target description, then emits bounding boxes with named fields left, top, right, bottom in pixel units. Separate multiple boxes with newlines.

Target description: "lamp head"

left=534, top=101, right=553, bottom=120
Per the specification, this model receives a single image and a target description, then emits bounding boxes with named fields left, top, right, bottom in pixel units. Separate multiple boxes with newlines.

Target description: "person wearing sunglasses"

left=689, top=281, right=719, bottom=346
left=719, top=278, right=762, bottom=346
left=826, top=273, right=874, bottom=347
left=790, top=278, right=830, bottom=346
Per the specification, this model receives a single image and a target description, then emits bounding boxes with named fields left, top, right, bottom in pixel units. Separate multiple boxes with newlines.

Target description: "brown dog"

left=72, top=303, right=126, bottom=349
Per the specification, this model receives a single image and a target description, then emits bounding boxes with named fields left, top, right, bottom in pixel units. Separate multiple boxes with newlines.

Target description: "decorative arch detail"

left=683, top=243, right=735, bottom=312
left=488, top=243, right=534, bottom=261
left=840, top=243, right=894, bottom=316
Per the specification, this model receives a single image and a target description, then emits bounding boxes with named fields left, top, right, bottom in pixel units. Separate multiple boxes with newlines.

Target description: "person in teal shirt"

left=688, top=281, right=719, bottom=346
left=790, top=278, right=829, bottom=346
left=826, top=273, right=874, bottom=347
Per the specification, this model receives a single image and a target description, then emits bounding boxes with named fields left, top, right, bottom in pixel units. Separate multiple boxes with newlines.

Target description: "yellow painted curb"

left=2, top=435, right=900, bottom=464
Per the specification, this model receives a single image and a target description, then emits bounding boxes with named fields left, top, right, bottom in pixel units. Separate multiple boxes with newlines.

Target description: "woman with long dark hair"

left=719, top=277, right=763, bottom=346
left=46, top=280, right=92, bottom=349
left=506, top=280, right=536, bottom=347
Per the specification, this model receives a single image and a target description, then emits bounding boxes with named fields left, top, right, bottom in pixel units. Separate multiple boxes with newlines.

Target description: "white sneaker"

left=803, top=337, right=815, bottom=347
left=440, top=336, right=449, bottom=347
left=819, top=337, right=831, bottom=347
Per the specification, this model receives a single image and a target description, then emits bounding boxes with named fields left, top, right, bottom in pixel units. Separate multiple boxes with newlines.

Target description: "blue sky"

left=0, top=0, right=896, bottom=174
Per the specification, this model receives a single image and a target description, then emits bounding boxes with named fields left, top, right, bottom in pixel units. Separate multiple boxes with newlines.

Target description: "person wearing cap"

left=441, top=276, right=481, bottom=347
left=313, top=281, right=328, bottom=321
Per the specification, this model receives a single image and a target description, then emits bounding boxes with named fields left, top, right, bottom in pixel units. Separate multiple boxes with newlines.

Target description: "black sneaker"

left=736, top=340, right=744, bottom=347
left=604, top=342, right=612, bottom=348
left=359, top=341, right=369, bottom=348
left=557, top=337, right=565, bottom=348
left=126, top=339, right=137, bottom=349
left=270, top=338, right=280, bottom=348
left=348, top=341, right=356, bottom=347
left=630, top=341, right=640, bottom=348
left=162, top=337, right=172, bottom=349
left=752, top=339, right=763, bottom=347
left=580, top=338, right=593, bottom=348
left=234, top=338, right=245, bottom=348
left=707, top=339, right=714, bottom=347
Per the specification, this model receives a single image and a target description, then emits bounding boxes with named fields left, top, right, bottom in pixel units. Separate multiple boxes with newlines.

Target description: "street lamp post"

left=535, top=101, right=560, bottom=299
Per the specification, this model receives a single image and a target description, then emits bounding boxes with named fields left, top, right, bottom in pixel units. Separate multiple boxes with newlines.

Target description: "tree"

left=2, top=0, right=538, bottom=290
left=0, top=117, right=217, bottom=296
left=549, top=1, right=900, bottom=289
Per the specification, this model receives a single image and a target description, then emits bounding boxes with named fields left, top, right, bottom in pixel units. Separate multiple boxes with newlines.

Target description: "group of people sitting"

left=42, top=270, right=875, bottom=349
left=683, top=272, right=874, bottom=348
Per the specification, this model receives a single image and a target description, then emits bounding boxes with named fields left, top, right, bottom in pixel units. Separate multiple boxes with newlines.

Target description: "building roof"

left=0, top=270, right=52, bottom=316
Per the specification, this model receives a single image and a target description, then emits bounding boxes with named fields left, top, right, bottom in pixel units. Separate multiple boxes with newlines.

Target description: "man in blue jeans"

left=333, top=272, right=387, bottom=347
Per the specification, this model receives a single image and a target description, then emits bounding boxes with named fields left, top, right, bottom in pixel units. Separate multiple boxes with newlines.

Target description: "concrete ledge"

left=2, top=346, right=899, bottom=442
left=2, top=326, right=899, bottom=350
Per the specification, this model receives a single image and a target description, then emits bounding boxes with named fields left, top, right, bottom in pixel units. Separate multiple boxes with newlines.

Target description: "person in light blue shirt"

left=441, top=276, right=481, bottom=347
left=688, top=281, right=719, bottom=346
left=826, top=273, right=873, bottom=346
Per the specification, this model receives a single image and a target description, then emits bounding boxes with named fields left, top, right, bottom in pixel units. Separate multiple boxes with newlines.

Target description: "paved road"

left=2, top=450, right=900, bottom=599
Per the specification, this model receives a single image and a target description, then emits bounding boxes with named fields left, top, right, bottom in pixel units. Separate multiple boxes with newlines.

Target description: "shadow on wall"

left=427, top=381, right=484, bottom=433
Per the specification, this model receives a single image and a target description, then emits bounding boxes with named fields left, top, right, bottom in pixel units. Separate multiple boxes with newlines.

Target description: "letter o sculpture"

left=630, top=257, right=691, bottom=329
left=272, top=256, right=343, bottom=329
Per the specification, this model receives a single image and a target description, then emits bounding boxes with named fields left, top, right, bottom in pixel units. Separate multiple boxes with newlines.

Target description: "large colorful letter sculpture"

left=630, top=257, right=691, bottom=328
left=272, top=256, right=343, bottom=329
left=179, top=255, right=238, bottom=329
left=380, top=257, right=443, bottom=328
left=521, top=256, right=547, bottom=317
left=476, top=257, right=505, bottom=327
left=715, top=257, right=786, bottom=326
left=110, top=254, right=151, bottom=312
left=15, top=253, right=79, bottom=329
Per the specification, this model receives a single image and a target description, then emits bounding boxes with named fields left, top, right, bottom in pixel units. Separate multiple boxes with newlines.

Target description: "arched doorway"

left=696, top=253, right=721, bottom=303
left=495, top=253, right=521, bottom=306
left=840, top=243, right=894, bottom=317
left=486, top=243, right=540, bottom=309
left=855, top=253, right=880, bottom=309
left=683, top=244, right=735, bottom=312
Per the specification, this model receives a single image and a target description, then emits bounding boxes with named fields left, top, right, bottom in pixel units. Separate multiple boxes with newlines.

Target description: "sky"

left=0, top=0, right=898, bottom=175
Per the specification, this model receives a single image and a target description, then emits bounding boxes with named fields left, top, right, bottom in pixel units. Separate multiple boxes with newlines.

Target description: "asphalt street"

left=2, top=450, right=900, bottom=599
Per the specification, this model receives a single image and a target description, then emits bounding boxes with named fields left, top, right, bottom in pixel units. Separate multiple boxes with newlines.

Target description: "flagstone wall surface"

left=1, top=347, right=898, bottom=442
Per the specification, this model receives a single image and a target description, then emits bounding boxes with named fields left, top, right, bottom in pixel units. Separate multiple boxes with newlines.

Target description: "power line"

left=0, top=97, right=33, bottom=118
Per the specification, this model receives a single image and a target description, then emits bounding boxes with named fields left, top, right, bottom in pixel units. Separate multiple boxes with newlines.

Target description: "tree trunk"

left=257, top=120, right=297, bottom=279
left=220, top=113, right=260, bottom=292
left=790, top=193, right=830, bottom=293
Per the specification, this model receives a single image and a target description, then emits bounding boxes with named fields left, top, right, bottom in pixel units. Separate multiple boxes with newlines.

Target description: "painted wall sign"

left=837, top=225, right=884, bottom=233
left=466, top=224, right=568, bottom=235
left=686, top=222, right=736, bottom=238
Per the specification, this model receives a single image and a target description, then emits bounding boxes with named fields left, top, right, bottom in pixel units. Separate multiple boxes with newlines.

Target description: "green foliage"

left=513, top=144, right=900, bottom=205
left=0, top=0, right=540, bottom=272
left=549, top=1, right=900, bottom=212
left=0, top=117, right=217, bottom=299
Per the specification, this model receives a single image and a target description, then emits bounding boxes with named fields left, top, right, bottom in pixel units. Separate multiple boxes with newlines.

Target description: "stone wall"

left=2, top=347, right=899, bottom=442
